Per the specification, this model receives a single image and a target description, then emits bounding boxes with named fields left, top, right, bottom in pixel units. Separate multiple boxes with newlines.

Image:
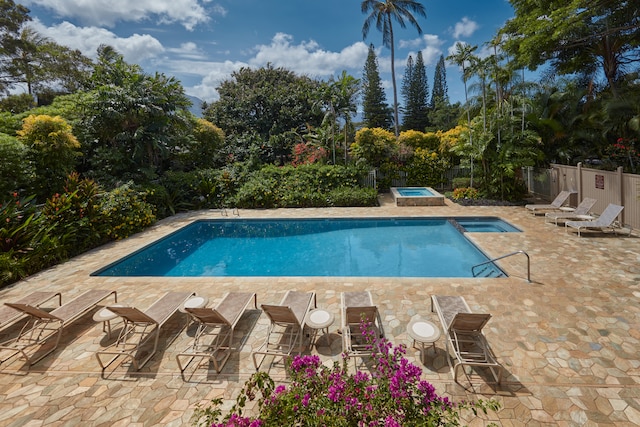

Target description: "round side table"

left=179, top=295, right=209, bottom=313
left=180, top=295, right=209, bottom=327
left=93, top=304, right=124, bottom=338
left=407, top=318, right=441, bottom=361
left=306, top=308, right=335, bottom=347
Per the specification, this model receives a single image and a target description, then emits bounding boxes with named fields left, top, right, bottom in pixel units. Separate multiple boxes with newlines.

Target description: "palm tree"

left=361, top=0, right=426, bottom=138
left=447, top=42, right=478, bottom=185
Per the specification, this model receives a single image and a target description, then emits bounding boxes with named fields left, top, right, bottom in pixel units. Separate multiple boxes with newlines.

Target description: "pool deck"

left=0, top=194, right=639, bottom=426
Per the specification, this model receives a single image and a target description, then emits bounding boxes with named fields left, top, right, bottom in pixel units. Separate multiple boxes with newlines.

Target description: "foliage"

left=16, top=114, right=81, bottom=199
left=233, top=164, right=373, bottom=209
left=362, top=0, right=426, bottom=137
left=203, top=64, right=324, bottom=162
left=405, top=148, right=451, bottom=187
left=500, top=0, right=640, bottom=96
left=291, top=142, right=329, bottom=166
left=0, top=0, right=32, bottom=93
left=452, top=187, right=479, bottom=201
left=327, top=186, right=379, bottom=207
left=430, top=54, right=449, bottom=108
left=401, top=51, right=430, bottom=131
left=361, top=44, right=393, bottom=130
left=79, top=47, right=193, bottom=186
left=605, top=138, right=639, bottom=173
left=174, top=118, right=226, bottom=171
left=99, top=182, right=156, bottom=240
left=0, top=93, right=35, bottom=113
left=40, top=173, right=107, bottom=260
left=1, top=27, right=92, bottom=96
left=194, top=322, right=499, bottom=426
left=398, top=129, right=439, bottom=150
left=351, top=127, right=398, bottom=168
left=0, top=132, right=32, bottom=198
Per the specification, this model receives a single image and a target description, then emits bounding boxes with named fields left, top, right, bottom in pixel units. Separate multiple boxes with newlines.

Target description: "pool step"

left=472, top=264, right=506, bottom=278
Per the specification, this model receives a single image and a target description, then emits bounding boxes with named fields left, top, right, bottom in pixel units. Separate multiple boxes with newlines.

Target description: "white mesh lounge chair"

left=0, top=289, right=117, bottom=370
left=0, top=291, right=61, bottom=330
left=565, top=203, right=629, bottom=236
left=252, top=290, right=316, bottom=370
left=341, top=291, right=384, bottom=359
left=545, top=197, right=597, bottom=225
left=431, top=295, right=502, bottom=384
left=96, top=291, right=195, bottom=371
left=177, top=292, right=257, bottom=374
left=525, top=190, right=574, bottom=214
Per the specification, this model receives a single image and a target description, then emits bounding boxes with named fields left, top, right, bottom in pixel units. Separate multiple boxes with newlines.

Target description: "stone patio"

left=0, top=195, right=639, bottom=426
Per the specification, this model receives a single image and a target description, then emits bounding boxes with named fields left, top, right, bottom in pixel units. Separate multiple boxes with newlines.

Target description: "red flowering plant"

left=605, top=138, right=639, bottom=173
left=0, top=192, right=39, bottom=253
left=291, top=142, right=328, bottom=166
left=192, top=321, right=499, bottom=427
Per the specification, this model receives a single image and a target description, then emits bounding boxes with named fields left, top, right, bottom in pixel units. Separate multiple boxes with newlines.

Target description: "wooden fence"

left=524, top=164, right=639, bottom=230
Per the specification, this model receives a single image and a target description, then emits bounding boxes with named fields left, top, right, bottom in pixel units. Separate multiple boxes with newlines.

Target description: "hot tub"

left=391, top=187, right=446, bottom=206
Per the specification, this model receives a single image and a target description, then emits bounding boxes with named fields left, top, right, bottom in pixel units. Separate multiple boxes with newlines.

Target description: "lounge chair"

left=177, top=292, right=257, bottom=373
left=341, top=291, right=383, bottom=359
left=431, top=295, right=502, bottom=384
left=525, top=190, right=574, bottom=214
left=565, top=203, right=629, bottom=236
left=0, top=289, right=117, bottom=369
left=545, top=197, right=597, bottom=225
left=0, top=291, right=62, bottom=330
left=252, top=290, right=316, bottom=370
left=96, top=291, right=195, bottom=371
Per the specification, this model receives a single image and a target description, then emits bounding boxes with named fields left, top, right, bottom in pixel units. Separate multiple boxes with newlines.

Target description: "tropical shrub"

left=351, top=127, right=397, bottom=168
left=41, top=173, right=107, bottom=256
left=233, top=164, right=374, bottom=208
left=327, top=186, right=379, bottom=207
left=405, top=148, right=451, bottom=187
left=399, top=129, right=440, bottom=150
left=16, top=114, right=81, bottom=199
left=193, top=322, right=499, bottom=426
left=452, top=187, right=480, bottom=201
left=0, top=133, right=33, bottom=199
left=99, top=183, right=156, bottom=240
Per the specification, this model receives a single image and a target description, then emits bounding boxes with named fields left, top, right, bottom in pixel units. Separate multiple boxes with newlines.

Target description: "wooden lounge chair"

left=341, top=291, right=383, bottom=359
left=96, top=291, right=195, bottom=371
left=431, top=295, right=502, bottom=384
left=544, top=197, right=597, bottom=225
left=565, top=203, right=629, bottom=236
left=0, top=291, right=62, bottom=330
left=177, top=292, right=257, bottom=374
left=252, top=290, right=316, bottom=370
left=525, top=190, right=574, bottom=214
left=0, top=289, right=117, bottom=369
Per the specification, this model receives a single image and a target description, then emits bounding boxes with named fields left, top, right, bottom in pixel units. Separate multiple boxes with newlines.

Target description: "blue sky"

left=20, top=0, right=515, bottom=106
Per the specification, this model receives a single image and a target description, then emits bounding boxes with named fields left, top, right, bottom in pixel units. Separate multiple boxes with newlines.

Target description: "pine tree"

left=430, top=54, right=448, bottom=108
left=401, top=51, right=429, bottom=131
left=362, top=44, right=393, bottom=130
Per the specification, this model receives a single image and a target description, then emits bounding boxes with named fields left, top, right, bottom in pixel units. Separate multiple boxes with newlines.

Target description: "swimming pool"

left=453, top=217, right=521, bottom=233
left=94, top=218, right=510, bottom=278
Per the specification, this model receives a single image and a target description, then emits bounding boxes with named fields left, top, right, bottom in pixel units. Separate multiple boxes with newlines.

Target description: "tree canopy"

left=500, top=0, right=640, bottom=95
left=401, top=51, right=429, bottom=131
left=362, top=45, right=393, bottom=130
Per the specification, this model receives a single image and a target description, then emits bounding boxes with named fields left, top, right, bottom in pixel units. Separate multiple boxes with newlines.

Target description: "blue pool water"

left=454, top=217, right=521, bottom=233
left=397, top=188, right=434, bottom=197
left=94, top=218, right=511, bottom=278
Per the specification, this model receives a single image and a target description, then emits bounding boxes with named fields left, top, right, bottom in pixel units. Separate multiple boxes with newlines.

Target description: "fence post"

left=618, top=166, right=625, bottom=224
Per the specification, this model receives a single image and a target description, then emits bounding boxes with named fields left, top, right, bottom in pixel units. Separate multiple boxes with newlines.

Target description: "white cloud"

left=248, top=33, right=369, bottom=77
left=452, top=17, right=479, bottom=39
left=29, top=19, right=164, bottom=62
left=22, top=0, right=223, bottom=30
left=187, top=60, right=248, bottom=101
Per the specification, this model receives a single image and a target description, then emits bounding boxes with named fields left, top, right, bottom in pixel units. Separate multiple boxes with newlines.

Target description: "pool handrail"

left=471, top=250, right=531, bottom=282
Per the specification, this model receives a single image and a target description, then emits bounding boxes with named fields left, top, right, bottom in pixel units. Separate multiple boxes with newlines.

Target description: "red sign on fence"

left=595, top=174, right=604, bottom=189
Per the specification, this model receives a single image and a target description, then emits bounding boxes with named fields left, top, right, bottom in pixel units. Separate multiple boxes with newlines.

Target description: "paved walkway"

left=0, top=195, right=639, bottom=426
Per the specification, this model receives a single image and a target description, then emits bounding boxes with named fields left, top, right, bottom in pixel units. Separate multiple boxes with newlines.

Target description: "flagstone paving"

left=0, top=194, right=639, bottom=426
